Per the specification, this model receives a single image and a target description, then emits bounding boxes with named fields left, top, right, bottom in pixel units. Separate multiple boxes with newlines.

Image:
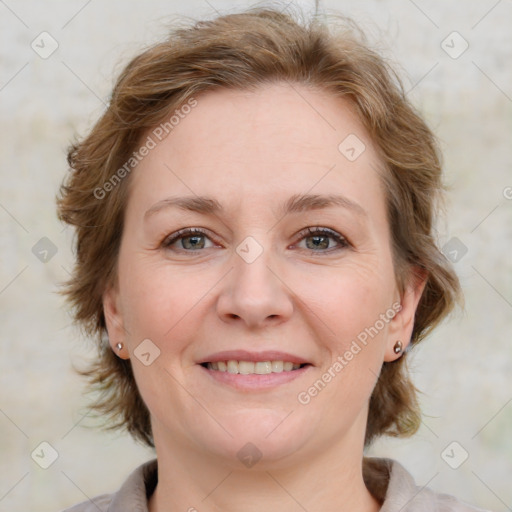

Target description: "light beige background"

left=0, top=1, right=511, bottom=511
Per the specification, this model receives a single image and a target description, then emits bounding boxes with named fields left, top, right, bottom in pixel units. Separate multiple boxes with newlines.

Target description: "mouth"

left=200, top=360, right=310, bottom=374
left=197, top=350, right=312, bottom=390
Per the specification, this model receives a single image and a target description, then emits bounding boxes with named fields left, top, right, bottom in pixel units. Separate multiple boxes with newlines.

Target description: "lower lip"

left=198, top=364, right=311, bottom=391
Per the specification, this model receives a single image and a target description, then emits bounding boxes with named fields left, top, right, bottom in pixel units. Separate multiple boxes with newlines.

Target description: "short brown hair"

left=57, top=6, right=461, bottom=448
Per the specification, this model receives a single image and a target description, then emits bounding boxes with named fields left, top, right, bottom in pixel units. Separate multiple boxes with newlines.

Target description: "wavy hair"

left=57, top=6, right=461, bottom=448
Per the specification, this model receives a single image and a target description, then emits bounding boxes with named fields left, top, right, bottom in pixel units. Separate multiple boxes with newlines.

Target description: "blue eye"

left=162, top=228, right=214, bottom=251
left=295, top=227, right=349, bottom=253
left=161, top=226, right=349, bottom=254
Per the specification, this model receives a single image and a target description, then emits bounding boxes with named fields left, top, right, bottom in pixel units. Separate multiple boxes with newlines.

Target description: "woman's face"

left=104, top=83, right=423, bottom=467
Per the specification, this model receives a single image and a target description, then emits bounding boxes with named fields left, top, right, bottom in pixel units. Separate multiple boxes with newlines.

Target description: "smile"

left=202, top=360, right=308, bottom=374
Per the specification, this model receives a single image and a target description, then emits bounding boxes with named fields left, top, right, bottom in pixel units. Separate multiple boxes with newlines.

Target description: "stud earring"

left=393, top=340, right=403, bottom=355
left=116, top=342, right=124, bottom=351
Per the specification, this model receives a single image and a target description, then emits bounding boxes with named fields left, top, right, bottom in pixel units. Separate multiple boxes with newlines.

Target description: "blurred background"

left=0, top=0, right=511, bottom=510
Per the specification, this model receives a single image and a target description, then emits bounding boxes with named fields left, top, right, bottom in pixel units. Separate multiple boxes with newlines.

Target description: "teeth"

left=255, top=361, right=272, bottom=374
left=227, top=360, right=238, bottom=374
left=271, top=361, right=284, bottom=372
left=206, top=360, right=304, bottom=374
left=239, top=361, right=254, bottom=374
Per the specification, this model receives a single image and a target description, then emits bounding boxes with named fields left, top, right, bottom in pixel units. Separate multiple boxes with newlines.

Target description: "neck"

left=148, top=428, right=381, bottom=512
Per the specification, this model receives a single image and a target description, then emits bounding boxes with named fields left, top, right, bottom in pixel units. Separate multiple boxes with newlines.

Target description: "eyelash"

left=161, top=227, right=349, bottom=254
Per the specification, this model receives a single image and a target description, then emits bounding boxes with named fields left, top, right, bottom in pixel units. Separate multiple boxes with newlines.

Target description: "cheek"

left=291, top=258, right=395, bottom=396
left=117, top=255, right=213, bottom=351
left=293, top=258, right=395, bottom=340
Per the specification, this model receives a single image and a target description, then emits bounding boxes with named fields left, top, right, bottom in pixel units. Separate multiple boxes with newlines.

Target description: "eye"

left=294, top=227, right=349, bottom=253
left=161, top=226, right=349, bottom=254
left=161, top=228, right=217, bottom=251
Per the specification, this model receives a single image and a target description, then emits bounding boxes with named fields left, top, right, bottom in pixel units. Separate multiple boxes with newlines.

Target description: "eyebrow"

left=144, top=193, right=368, bottom=220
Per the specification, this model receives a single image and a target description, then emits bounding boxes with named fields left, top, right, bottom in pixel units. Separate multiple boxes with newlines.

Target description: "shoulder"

left=364, top=457, right=491, bottom=512
left=60, top=458, right=157, bottom=512
left=60, top=494, right=113, bottom=512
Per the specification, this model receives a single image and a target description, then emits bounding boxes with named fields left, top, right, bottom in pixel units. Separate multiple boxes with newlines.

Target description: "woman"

left=57, top=7, right=487, bottom=512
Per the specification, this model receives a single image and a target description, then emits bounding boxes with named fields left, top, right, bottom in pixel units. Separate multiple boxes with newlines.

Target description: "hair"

left=56, top=5, right=461, bottom=448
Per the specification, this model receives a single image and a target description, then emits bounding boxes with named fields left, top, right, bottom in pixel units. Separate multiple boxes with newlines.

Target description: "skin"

left=103, top=82, right=425, bottom=512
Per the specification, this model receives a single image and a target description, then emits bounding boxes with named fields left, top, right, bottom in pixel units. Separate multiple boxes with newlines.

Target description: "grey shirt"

left=62, top=458, right=489, bottom=512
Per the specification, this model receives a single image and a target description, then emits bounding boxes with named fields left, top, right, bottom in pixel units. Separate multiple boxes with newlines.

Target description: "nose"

left=216, top=245, right=294, bottom=330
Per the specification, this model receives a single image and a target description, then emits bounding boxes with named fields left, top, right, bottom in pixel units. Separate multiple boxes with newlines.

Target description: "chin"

left=193, top=407, right=316, bottom=469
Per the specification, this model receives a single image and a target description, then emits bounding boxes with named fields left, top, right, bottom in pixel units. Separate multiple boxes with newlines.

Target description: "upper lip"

left=198, top=350, right=311, bottom=365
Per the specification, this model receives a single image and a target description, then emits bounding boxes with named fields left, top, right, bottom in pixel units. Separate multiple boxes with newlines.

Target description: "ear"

left=103, top=281, right=130, bottom=360
left=383, top=266, right=427, bottom=362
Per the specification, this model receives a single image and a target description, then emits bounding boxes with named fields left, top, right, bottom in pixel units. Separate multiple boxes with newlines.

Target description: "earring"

left=393, top=340, right=403, bottom=355
left=116, top=342, right=124, bottom=351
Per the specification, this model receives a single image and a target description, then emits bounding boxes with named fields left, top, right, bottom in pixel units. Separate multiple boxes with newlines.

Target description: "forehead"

left=126, top=82, right=385, bottom=217
left=153, top=83, right=372, bottom=163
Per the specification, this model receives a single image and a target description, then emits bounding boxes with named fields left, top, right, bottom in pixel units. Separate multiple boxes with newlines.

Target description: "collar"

left=83, top=457, right=485, bottom=512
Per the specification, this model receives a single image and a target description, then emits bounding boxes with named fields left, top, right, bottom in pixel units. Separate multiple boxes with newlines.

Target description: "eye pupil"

left=182, top=235, right=205, bottom=250
left=164, top=227, right=345, bottom=254
left=307, top=235, right=329, bottom=250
